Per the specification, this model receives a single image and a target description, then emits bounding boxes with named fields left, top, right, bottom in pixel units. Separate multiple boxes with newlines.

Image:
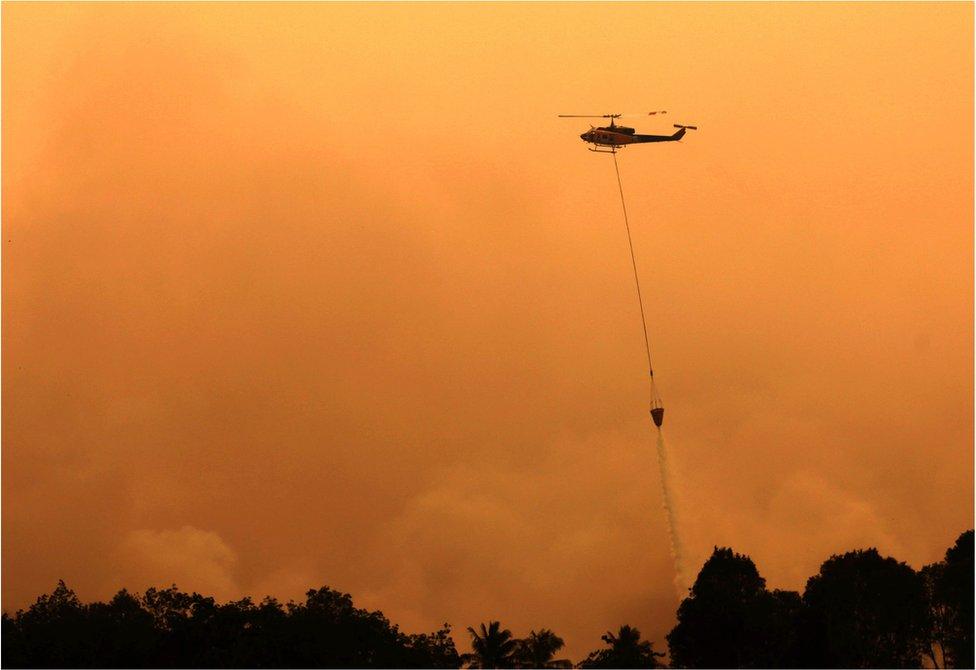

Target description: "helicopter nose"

left=580, top=132, right=588, bottom=140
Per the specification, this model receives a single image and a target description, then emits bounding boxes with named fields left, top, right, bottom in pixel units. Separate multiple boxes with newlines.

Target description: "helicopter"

left=558, top=112, right=697, bottom=153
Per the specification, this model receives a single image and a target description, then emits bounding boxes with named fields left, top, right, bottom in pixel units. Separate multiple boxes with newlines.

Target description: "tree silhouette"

left=922, top=530, right=974, bottom=668
left=463, top=621, right=519, bottom=668
left=2, top=582, right=459, bottom=668
left=514, top=629, right=572, bottom=668
left=666, top=547, right=800, bottom=668
left=402, top=624, right=463, bottom=668
left=941, top=530, right=974, bottom=668
left=579, top=625, right=664, bottom=669
left=801, top=548, right=930, bottom=668
left=922, top=560, right=952, bottom=668
left=84, top=589, right=159, bottom=667
left=3, top=530, right=973, bottom=669
left=3, top=580, right=90, bottom=668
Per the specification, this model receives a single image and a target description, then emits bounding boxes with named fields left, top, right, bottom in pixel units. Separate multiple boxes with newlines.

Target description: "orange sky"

left=3, top=2, right=973, bottom=661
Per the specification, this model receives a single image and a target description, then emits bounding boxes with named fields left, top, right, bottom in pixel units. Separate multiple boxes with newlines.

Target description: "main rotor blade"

left=558, top=111, right=670, bottom=120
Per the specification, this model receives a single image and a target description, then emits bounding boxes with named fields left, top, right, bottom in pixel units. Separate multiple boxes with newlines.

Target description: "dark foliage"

left=800, top=549, right=930, bottom=668
left=940, top=530, right=973, bottom=669
left=514, top=629, right=572, bottom=668
left=666, top=548, right=801, bottom=668
left=3, top=530, right=972, bottom=669
left=578, top=625, right=664, bottom=669
left=462, top=621, right=519, bottom=668
left=668, top=532, right=974, bottom=669
left=2, top=583, right=458, bottom=668
left=922, top=530, right=974, bottom=669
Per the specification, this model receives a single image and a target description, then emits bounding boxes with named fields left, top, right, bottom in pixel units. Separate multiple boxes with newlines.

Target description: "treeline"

left=2, top=530, right=971, bottom=668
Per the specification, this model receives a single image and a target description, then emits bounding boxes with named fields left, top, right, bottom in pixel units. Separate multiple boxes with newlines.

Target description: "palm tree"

left=462, top=621, right=519, bottom=668
left=515, top=629, right=573, bottom=668
left=579, top=625, right=665, bottom=669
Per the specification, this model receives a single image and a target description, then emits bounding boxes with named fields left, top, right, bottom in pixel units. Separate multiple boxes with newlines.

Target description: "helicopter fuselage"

left=580, top=124, right=686, bottom=150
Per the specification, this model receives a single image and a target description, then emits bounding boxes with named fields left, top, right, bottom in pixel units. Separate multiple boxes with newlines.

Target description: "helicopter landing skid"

left=588, top=146, right=620, bottom=154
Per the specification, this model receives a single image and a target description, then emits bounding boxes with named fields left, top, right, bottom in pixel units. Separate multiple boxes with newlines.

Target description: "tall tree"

left=579, top=625, right=665, bottom=669
left=463, top=621, right=519, bottom=668
left=514, top=629, right=572, bottom=668
left=3, top=580, right=90, bottom=668
left=802, top=548, right=930, bottom=668
left=666, top=547, right=800, bottom=668
left=922, top=530, right=974, bottom=668
left=402, top=624, right=462, bottom=669
left=921, top=561, right=952, bottom=668
left=85, top=589, right=158, bottom=667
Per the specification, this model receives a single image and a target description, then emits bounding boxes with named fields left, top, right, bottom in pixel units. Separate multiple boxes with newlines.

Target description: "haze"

left=3, top=2, right=972, bottom=660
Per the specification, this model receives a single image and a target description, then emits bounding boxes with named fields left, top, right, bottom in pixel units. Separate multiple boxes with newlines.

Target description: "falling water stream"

left=655, top=429, right=687, bottom=597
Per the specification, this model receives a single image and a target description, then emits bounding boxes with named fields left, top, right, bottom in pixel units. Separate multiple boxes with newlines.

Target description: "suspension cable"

left=612, top=151, right=655, bottom=389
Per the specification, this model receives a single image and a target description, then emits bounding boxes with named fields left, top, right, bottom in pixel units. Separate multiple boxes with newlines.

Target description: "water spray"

left=655, top=429, right=687, bottom=596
